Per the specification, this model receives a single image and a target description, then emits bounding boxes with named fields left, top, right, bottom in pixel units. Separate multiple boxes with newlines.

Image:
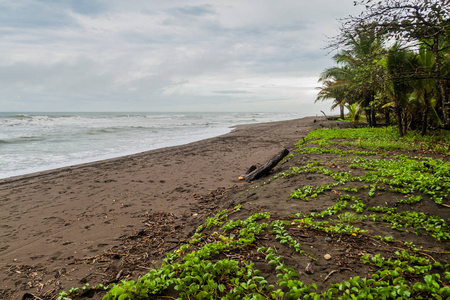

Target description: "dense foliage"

left=317, top=0, right=450, bottom=135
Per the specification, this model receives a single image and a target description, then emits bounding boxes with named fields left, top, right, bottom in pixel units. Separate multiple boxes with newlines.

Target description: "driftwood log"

left=321, top=110, right=340, bottom=121
left=242, top=149, right=289, bottom=181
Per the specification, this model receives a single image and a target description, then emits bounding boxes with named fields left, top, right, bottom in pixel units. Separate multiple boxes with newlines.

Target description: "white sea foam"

left=0, top=112, right=301, bottom=179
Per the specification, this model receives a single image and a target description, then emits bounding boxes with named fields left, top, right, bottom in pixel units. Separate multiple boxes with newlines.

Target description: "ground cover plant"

left=45, top=125, right=450, bottom=299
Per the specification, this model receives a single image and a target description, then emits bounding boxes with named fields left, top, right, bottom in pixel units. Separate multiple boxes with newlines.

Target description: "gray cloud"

left=0, top=1, right=362, bottom=113
left=213, top=90, right=251, bottom=94
left=67, top=0, right=107, bottom=15
left=166, top=4, right=216, bottom=17
left=0, top=1, right=74, bottom=29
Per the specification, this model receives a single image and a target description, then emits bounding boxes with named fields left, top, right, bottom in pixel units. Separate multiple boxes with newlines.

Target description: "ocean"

left=0, top=112, right=301, bottom=179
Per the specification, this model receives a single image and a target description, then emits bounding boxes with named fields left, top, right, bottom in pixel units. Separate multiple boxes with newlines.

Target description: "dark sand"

left=0, top=116, right=319, bottom=299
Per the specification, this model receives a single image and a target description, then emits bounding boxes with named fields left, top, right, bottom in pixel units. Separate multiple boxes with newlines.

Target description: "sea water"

left=0, top=112, right=300, bottom=179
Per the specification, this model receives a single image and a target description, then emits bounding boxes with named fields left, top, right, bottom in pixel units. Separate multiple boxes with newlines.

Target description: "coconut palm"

left=408, top=45, right=441, bottom=135
left=316, top=66, right=353, bottom=120
left=378, top=43, right=416, bottom=136
left=319, top=30, right=385, bottom=126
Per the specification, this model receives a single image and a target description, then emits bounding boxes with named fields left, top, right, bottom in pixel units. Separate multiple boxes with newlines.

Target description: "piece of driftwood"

left=243, top=149, right=289, bottom=181
left=321, top=110, right=340, bottom=120
left=246, top=165, right=257, bottom=174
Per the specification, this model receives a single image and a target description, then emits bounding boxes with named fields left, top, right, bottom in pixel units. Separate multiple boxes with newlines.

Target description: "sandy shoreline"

left=0, top=116, right=320, bottom=298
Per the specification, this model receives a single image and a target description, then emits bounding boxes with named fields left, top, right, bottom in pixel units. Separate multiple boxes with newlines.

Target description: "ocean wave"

left=3, top=114, right=31, bottom=119
left=84, top=125, right=156, bottom=136
left=0, top=112, right=301, bottom=179
left=85, top=127, right=122, bottom=135
left=0, top=136, right=46, bottom=145
left=18, top=136, right=46, bottom=142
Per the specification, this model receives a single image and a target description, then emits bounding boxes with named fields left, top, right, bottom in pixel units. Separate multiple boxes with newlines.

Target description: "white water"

left=0, top=112, right=301, bottom=179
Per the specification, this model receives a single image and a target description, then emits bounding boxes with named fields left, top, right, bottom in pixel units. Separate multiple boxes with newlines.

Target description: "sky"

left=0, top=0, right=362, bottom=114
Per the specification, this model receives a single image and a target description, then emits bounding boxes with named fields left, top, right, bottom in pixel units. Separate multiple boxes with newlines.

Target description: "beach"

left=0, top=116, right=318, bottom=299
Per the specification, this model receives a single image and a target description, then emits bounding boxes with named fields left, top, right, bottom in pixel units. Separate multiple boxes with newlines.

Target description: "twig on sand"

left=419, top=251, right=437, bottom=263
left=115, top=269, right=123, bottom=282
left=322, top=270, right=338, bottom=283
left=323, top=268, right=353, bottom=283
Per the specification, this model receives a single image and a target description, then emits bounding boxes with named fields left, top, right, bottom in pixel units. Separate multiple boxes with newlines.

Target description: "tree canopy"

left=318, top=0, right=450, bottom=135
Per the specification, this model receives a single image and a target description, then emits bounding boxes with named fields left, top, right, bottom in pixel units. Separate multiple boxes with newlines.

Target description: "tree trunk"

left=385, top=108, right=390, bottom=126
left=371, top=107, right=377, bottom=127
left=432, top=36, right=449, bottom=128
left=421, top=91, right=430, bottom=136
left=402, top=109, right=408, bottom=136
left=340, top=104, right=345, bottom=120
left=395, top=102, right=404, bottom=137
left=421, top=105, right=429, bottom=136
left=365, top=109, right=372, bottom=127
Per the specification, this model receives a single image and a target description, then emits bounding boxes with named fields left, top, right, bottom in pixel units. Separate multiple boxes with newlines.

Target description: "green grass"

left=299, top=126, right=450, bottom=154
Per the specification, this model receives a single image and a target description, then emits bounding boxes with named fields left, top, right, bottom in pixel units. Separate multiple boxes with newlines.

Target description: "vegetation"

left=317, top=0, right=450, bottom=135
left=57, top=126, right=449, bottom=300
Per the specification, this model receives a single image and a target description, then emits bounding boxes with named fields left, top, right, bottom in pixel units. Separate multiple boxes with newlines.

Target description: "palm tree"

left=379, top=43, right=415, bottom=136
left=319, top=30, right=385, bottom=126
left=345, top=102, right=362, bottom=122
left=316, top=66, right=353, bottom=120
left=408, top=45, right=439, bottom=135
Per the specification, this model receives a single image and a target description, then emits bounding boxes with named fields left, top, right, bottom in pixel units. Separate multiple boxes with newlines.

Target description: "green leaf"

left=413, top=282, right=425, bottom=291
left=196, top=291, right=209, bottom=299
left=118, top=295, right=129, bottom=300
left=111, top=288, right=125, bottom=297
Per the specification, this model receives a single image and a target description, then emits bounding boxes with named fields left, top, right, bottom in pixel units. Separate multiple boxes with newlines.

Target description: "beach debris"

left=54, top=268, right=66, bottom=278
left=21, top=292, right=41, bottom=300
left=114, top=269, right=123, bottom=282
left=305, top=262, right=314, bottom=274
left=322, top=270, right=338, bottom=283
left=324, top=254, right=332, bottom=260
left=320, top=110, right=340, bottom=121
left=239, top=165, right=256, bottom=180
left=323, top=268, right=353, bottom=283
left=242, top=149, right=289, bottom=181
left=246, top=165, right=257, bottom=174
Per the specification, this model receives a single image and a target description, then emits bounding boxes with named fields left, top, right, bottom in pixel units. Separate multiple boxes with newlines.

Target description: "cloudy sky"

left=0, top=0, right=362, bottom=114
